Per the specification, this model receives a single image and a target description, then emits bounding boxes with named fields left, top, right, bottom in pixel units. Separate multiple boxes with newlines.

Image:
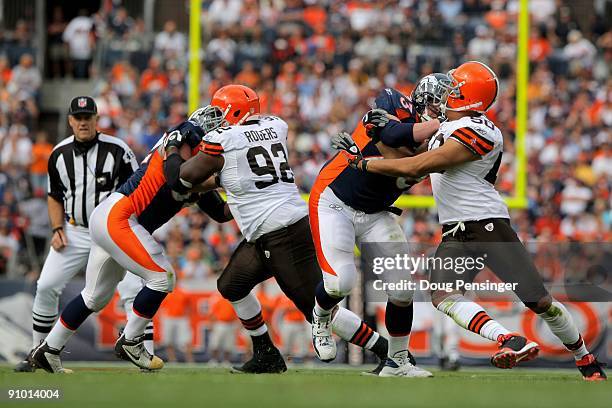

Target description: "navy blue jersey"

left=116, top=121, right=203, bottom=233
left=313, top=88, right=418, bottom=213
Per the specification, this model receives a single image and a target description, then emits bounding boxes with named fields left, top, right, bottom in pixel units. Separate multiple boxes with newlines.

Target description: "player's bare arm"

left=366, top=139, right=477, bottom=178
left=179, top=151, right=224, bottom=187
left=47, top=196, right=67, bottom=251
left=191, top=175, right=220, bottom=192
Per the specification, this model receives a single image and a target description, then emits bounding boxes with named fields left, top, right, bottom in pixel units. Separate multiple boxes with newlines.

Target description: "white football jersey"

left=202, top=116, right=307, bottom=241
left=428, top=114, right=509, bottom=224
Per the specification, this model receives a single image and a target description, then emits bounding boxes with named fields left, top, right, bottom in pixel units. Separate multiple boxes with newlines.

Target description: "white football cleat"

left=311, top=309, right=336, bottom=362
left=114, top=334, right=164, bottom=371
left=379, top=351, right=433, bottom=378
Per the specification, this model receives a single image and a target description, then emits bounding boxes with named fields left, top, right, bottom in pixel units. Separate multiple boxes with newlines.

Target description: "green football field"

left=1, top=364, right=610, bottom=408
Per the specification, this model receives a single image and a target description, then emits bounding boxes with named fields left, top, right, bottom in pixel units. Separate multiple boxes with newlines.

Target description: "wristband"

left=52, top=226, right=64, bottom=234
left=361, top=159, right=369, bottom=172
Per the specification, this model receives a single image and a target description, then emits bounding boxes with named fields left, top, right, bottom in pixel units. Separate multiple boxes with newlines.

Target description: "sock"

left=124, top=287, right=167, bottom=340
left=231, top=292, right=268, bottom=337
left=314, top=282, right=343, bottom=316
left=46, top=295, right=94, bottom=350
left=388, top=335, right=409, bottom=358
left=331, top=307, right=380, bottom=350
left=370, top=336, right=389, bottom=360
left=538, top=301, right=589, bottom=360
left=32, top=312, right=57, bottom=348
left=143, top=322, right=155, bottom=354
left=385, top=302, right=413, bottom=358
left=437, top=294, right=510, bottom=342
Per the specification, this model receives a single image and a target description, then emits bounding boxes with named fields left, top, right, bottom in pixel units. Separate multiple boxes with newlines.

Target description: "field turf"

left=1, top=364, right=610, bottom=408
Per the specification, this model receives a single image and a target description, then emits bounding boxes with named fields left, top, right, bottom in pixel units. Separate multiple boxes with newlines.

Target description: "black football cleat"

left=576, top=354, right=607, bottom=381
left=231, top=346, right=287, bottom=374
left=14, top=357, right=36, bottom=373
left=114, top=334, right=164, bottom=371
left=491, top=333, right=539, bottom=369
left=30, top=342, right=72, bottom=374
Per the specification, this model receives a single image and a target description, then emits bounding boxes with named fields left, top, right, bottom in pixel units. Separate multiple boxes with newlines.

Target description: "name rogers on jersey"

left=244, top=127, right=279, bottom=143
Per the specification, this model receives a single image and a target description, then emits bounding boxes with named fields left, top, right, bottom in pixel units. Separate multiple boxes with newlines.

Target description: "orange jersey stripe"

left=107, top=196, right=165, bottom=272
left=451, top=131, right=487, bottom=156
left=127, top=151, right=167, bottom=215
left=459, top=127, right=494, bottom=150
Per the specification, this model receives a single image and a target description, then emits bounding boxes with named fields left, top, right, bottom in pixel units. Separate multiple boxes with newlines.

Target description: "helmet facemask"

left=189, top=105, right=226, bottom=134
left=412, top=73, right=452, bottom=121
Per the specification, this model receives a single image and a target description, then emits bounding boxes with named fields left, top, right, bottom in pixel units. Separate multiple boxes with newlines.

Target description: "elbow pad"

left=197, top=190, right=233, bottom=222
left=164, top=153, right=191, bottom=194
left=379, top=122, right=418, bottom=150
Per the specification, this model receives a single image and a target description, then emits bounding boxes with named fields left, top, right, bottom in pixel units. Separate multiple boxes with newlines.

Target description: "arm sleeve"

left=196, top=190, right=233, bottom=223
left=377, top=121, right=418, bottom=150
left=47, top=151, right=65, bottom=201
left=163, top=152, right=191, bottom=194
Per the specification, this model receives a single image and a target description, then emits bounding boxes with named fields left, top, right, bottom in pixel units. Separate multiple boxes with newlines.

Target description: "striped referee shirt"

left=47, top=133, right=138, bottom=227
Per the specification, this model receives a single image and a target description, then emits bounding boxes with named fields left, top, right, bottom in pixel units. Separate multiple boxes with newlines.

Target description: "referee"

left=15, top=96, right=138, bottom=371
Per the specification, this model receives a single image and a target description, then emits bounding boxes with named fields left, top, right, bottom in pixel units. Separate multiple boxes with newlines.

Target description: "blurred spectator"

left=7, top=54, right=41, bottom=99
left=140, top=56, right=168, bottom=94
left=63, top=9, right=95, bottom=78
left=563, top=30, right=598, bottom=75
left=208, top=292, right=237, bottom=364
left=278, top=297, right=310, bottom=363
left=467, top=25, right=496, bottom=60
left=154, top=20, right=186, bottom=63
left=207, top=0, right=243, bottom=28
left=29, top=131, right=53, bottom=193
left=160, top=283, right=194, bottom=363
left=47, top=6, right=68, bottom=78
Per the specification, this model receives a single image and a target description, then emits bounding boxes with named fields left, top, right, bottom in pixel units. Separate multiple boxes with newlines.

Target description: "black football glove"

left=362, top=108, right=390, bottom=142
left=331, top=132, right=368, bottom=171
left=163, top=122, right=205, bottom=151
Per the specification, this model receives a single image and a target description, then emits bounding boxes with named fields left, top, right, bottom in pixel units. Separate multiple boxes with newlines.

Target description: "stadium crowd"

left=0, top=0, right=610, bottom=288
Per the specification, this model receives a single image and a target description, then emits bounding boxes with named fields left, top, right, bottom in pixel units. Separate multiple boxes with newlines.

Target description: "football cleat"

left=491, top=333, right=539, bottom=369
left=311, top=310, right=336, bottom=362
left=231, top=346, right=287, bottom=374
left=29, top=342, right=72, bottom=374
left=364, top=350, right=416, bottom=376
left=114, top=334, right=164, bottom=371
left=379, top=351, right=433, bottom=378
left=14, top=357, right=36, bottom=373
left=576, top=354, right=607, bottom=381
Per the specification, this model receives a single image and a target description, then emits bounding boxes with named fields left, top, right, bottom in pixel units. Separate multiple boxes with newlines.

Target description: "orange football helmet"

left=211, top=84, right=260, bottom=125
left=443, top=61, right=499, bottom=113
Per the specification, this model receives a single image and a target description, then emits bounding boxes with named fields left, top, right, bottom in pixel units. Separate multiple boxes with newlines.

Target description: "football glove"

left=331, top=131, right=368, bottom=171
left=362, top=108, right=390, bottom=141
left=162, top=123, right=205, bottom=151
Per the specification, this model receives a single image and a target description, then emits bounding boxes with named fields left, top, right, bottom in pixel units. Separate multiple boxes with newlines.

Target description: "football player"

left=308, top=82, right=444, bottom=377
left=164, top=85, right=390, bottom=374
left=332, top=61, right=607, bottom=381
left=26, top=108, right=233, bottom=373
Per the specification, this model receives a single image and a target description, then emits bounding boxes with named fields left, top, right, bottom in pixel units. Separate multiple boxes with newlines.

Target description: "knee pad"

left=80, top=289, right=106, bottom=312
left=386, top=287, right=414, bottom=305
left=322, top=265, right=356, bottom=298
left=216, top=271, right=251, bottom=302
left=145, top=270, right=175, bottom=293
